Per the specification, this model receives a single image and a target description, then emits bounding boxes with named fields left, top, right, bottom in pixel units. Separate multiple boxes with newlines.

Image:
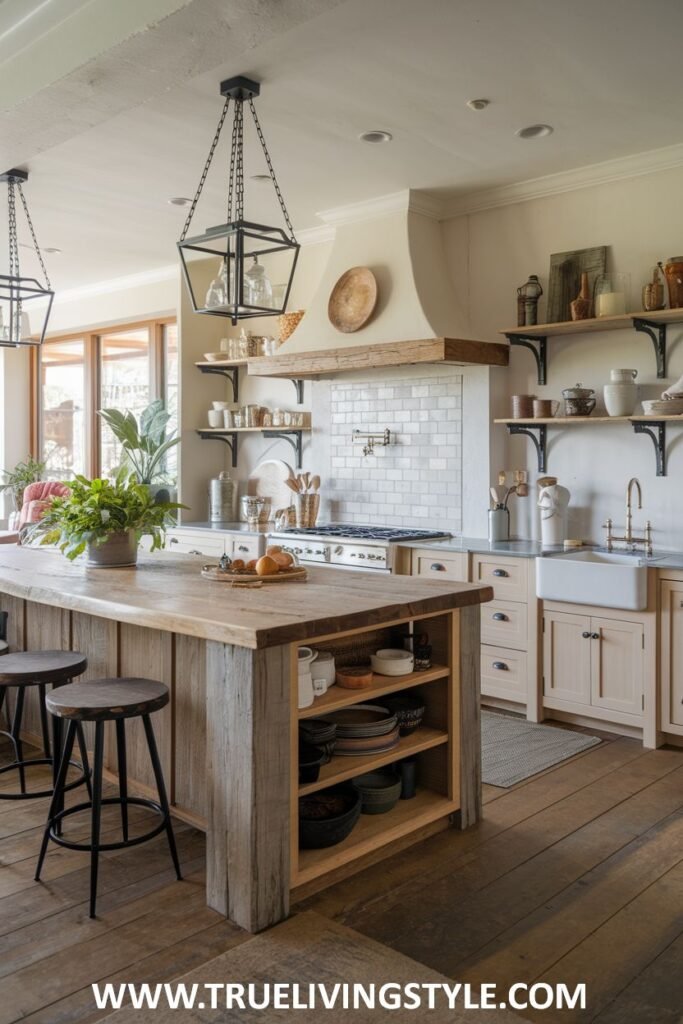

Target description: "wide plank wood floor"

left=0, top=729, right=681, bottom=1022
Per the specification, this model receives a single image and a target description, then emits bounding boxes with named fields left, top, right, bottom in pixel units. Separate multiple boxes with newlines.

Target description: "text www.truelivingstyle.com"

left=92, top=981, right=587, bottom=1013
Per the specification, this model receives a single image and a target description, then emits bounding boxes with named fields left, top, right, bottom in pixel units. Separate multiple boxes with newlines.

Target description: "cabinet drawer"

left=412, top=549, right=467, bottom=581
left=481, top=600, right=528, bottom=651
left=167, top=531, right=226, bottom=557
left=229, top=535, right=264, bottom=561
left=472, top=554, right=528, bottom=603
left=481, top=644, right=528, bottom=702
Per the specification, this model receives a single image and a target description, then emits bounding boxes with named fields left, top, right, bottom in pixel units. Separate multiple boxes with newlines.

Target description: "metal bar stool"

left=35, top=677, right=182, bottom=918
left=0, top=650, right=91, bottom=802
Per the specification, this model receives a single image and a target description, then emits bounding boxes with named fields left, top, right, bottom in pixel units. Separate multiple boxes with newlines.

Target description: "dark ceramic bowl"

left=352, top=769, right=402, bottom=814
left=299, top=719, right=337, bottom=762
left=381, top=692, right=426, bottom=736
left=299, top=785, right=361, bottom=849
left=298, top=742, right=327, bottom=784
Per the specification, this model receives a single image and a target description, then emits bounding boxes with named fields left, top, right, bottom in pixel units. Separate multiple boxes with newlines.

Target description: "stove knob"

left=350, top=552, right=357, bottom=557
left=305, top=547, right=312, bottom=553
left=294, top=547, right=303, bottom=554
left=358, top=553, right=366, bottom=559
left=334, top=545, right=344, bottom=555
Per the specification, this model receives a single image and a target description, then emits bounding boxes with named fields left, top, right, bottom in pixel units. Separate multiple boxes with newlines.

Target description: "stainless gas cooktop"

left=268, top=525, right=449, bottom=572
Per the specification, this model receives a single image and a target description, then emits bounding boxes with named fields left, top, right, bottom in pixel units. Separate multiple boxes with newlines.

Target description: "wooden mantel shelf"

left=247, top=337, right=509, bottom=379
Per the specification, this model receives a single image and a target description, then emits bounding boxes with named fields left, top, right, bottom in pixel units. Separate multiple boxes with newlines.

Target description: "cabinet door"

left=167, top=530, right=226, bottom=557
left=660, top=581, right=683, bottom=733
left=590, top=617, right=644, bottom=717
left=543, top=610, right=592, bottom=705
left=229, top=535, right=264, bottom=561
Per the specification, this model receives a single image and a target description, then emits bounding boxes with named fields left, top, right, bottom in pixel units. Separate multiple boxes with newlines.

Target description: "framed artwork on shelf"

left=546, top=246, right=607, bottom=323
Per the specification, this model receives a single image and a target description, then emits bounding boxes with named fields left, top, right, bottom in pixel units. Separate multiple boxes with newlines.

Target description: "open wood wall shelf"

left=502, top=308, right=683, bottom=384
left=195, top=359, right=305, bottom=404
left=195, top=427, right=310, bottom=468
left=495, top=415, right=683, bottom=476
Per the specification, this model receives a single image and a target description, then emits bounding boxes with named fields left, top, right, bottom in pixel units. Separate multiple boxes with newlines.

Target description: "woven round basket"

left=278, top=309, right=305, bottom=342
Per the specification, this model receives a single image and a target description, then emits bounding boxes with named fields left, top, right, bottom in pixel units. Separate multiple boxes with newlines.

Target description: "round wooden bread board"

left=201, top=564, right=308, bottom=584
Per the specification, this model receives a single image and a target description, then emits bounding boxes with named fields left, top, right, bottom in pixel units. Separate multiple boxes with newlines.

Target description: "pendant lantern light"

left=0, top=169, right=54, bottom=348
left=177, top=76, right=299, bottom=325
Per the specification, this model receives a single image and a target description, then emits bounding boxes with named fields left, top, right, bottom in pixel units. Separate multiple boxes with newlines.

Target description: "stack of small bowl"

left=351, top=769, right=402, bottom=815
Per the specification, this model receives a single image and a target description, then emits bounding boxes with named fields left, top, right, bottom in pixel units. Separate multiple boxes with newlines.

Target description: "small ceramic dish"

left=203, top=352, right=226, bottom=362
left=370, top=648, right=415, bottom=676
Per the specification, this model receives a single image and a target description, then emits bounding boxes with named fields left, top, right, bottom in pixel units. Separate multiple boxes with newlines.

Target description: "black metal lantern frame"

left=177, top=76, right=299, bottom=326
left=0, top=169, right=54, bottom=348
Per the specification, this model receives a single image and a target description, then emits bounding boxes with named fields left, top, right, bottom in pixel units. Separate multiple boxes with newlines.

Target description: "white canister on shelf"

left=297, top=647, right=318, bottom=708
left=604, top=368, right=638, bottom=417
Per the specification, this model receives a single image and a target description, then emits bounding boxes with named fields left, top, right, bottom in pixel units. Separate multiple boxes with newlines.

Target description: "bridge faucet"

left=603, top=477, right=653, bottom=555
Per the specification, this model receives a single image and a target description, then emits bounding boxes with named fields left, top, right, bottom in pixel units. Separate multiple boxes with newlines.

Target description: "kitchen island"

left=0, top=547, right=492, bottom=932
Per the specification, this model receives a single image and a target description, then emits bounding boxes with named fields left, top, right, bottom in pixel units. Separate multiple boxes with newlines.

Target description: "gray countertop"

left=398, top=537, right=683, bottom=568
left=175, top=520, right=268, bottom=535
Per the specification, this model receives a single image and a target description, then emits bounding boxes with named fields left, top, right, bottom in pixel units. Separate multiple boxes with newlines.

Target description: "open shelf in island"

left=290, top=609, right=463, bottom=892
left=298, top=664, right=451, bottom=719
left=295, top=788, right=459, bottom=888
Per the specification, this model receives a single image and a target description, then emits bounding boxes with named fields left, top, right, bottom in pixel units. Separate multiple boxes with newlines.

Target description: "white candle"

left=596, top=291, right=626, bottom=317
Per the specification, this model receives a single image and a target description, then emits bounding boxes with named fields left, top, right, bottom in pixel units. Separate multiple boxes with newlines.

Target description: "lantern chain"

left=248, top=97, right=297, bottom=242
left=179, top=96, right=231, bottom=242
left=17, top=182, right=50, bottom=289
left=7, top=179, right=18, bottom=280
left=226, top=99, right=238, bottom=224
left=235, top=100, right=244, bottom=222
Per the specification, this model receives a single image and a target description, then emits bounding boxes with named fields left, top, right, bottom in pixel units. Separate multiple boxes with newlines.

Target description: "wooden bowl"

left=328, top=267, right=378, bottom=333
left=335, top=665, right=374, bottom=690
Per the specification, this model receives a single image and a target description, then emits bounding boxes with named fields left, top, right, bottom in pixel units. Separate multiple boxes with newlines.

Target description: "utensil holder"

left=488, top=507, right=510, bottom=543
left=295, top=493, right=320, bottom=528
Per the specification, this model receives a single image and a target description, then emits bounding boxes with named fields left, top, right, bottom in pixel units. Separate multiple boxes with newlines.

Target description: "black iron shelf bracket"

left=506, top=422, right=547, bottom=473
left=632, top=318, right=667, bottom=379
left=505, top=333, right=547, bottom=386
left=631, top=420, right=667, bottom=477
left=195, top=430, right=238, bottom=467
left=293, top=379, right=304, bottom=404
left=196, top=364, right=239, bottom=402
left=263, top=430, right=305, bottom=467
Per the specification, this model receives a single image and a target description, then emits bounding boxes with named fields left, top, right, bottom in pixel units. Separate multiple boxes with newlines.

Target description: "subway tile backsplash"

left=320, top=372, right=463, bottom=532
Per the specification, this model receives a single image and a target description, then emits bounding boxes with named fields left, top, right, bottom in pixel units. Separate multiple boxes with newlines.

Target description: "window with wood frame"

left=34, top=318, right=177, bottom=480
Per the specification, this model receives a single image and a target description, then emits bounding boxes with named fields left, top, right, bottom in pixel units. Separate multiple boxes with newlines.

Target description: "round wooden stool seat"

left=0, top=650, right=88, bottom=686
left=46, top=678, right=169, bottom=721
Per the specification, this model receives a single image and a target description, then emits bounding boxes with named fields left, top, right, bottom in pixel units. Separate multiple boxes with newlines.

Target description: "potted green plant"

left=29, top=469, right=183, bottom=568
left=0, top=456, right=46, bottom=514
left=98, top=400, right=180, bottom=502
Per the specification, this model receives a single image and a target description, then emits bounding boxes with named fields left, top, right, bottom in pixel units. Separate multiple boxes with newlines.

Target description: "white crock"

left=604, top=379, right=638, bottom=416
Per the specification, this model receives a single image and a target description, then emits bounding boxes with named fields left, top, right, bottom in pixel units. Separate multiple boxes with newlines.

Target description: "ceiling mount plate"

left=220, top=76, right=260, bottom=100
left=0, top=168, right=28, bottom=184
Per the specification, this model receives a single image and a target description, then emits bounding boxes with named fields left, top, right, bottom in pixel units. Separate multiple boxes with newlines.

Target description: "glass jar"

left=663, top=257, right=683, bottom=309
left=595, top=273, right=630, bottom=317
left=642, top=263, right=666, bottom=312
left=244, top=256, right=273, bottom=307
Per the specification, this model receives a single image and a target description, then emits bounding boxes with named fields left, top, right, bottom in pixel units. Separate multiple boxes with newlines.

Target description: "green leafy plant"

left=29, top=468, right=183, bottom=560
left=97, top=400, right=180, bottom=485
left=0, top=456, right=46, bottom=510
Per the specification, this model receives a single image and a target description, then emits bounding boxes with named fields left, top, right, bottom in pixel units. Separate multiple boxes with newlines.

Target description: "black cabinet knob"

left=582, top=631, right=591, bottom=639
left=592, top=632, right=600, bottom=640
left=492, top=661, right=508, bottom=671
left=492, top=569, right=509, bottom=578
left=431, top=563, right=446, bottom=571
left=492, top=612, right=508, bottom=621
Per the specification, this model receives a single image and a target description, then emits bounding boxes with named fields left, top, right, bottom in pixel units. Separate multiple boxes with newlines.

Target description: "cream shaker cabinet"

left=544, top=608, right=644, bottom=719
left=659, top=578, right=683, bottom=736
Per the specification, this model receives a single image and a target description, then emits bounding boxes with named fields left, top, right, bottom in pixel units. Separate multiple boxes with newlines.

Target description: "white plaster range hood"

left=248, top=189, right=508, bottom=379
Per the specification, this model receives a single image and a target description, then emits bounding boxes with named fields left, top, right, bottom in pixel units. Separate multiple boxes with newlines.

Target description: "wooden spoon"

left=311, top=475, right=321, bottom=491
left=284, top=478, right=300, bottom=494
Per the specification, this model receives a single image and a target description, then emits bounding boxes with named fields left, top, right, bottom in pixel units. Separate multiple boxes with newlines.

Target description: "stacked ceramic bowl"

left=352, top=769, right=402, bottom=815
left=299, top=785, right=361, bottom=848
left=642, top=398, right=683, bottom=416
left=370, top=649, right=414, bottom=676
left=325, top=704, right=399, bottom=756
left=381, top=691, right=426, bottom=736
left=299, top=719, right=337, bottom=762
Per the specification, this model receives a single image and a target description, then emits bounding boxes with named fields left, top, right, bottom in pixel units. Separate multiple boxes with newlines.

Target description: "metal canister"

left=208, top=471, right=235, bottom=523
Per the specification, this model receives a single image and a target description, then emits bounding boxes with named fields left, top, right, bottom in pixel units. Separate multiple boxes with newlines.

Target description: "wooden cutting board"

left=246, top=459, right=296, bottom=518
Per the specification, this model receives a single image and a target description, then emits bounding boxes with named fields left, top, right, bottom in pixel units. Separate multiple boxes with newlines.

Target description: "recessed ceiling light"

left=43, top=247, right=62, bottom=255
left=167, top=196, right=193, bottom=206
left=250, top=174, right=271, bottom=182
left=359, top=130, right=393, bottom=144
left=466, top=98, right=490, bottom=111
left=515, top=123, right=554, bottom=139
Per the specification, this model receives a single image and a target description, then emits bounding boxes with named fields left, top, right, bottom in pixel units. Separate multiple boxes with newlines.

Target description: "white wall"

left=444, top=164, right=683, bottom=550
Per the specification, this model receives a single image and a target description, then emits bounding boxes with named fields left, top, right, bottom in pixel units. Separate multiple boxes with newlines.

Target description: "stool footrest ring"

left=0, top=758, right=89, bottom=801
left=47, top=795, right=169, bottom=852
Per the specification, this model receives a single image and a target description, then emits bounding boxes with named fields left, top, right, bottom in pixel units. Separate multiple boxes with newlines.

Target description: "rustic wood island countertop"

left=0, top=546, right=492, bottom=933
left=0, top=547, right=492, bottom=647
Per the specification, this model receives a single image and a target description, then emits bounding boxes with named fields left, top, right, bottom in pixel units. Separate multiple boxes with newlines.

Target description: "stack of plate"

left=325, top=704, right=399, bottom=757
left=642, top=398, right=683, bottom=416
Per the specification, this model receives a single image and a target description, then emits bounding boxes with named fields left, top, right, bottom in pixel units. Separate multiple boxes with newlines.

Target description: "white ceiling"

left=3, top=0, right=683, bottom=290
